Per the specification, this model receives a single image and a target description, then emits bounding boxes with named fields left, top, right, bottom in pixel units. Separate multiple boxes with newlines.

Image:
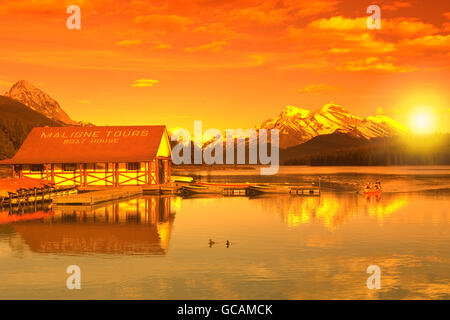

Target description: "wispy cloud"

left=336, top=57, right=418, bottom=73
left=152, top=41, right=172, bottom=50
left=132, top=79, right=159, bottom=88
left=0, top=80, right=12, bottom=87
left=116, top=39, right=143, bottom=46
left=298, top=83, right=339, bottom=94
left=382, top=1, right=412, bottom=11
left=134, top=14, right=192, bottom=32
left=185, top=41, right=228, bottom=53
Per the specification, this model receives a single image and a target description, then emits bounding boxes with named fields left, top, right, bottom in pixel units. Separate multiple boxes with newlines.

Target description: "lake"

left=0, top=166, right=449, bottom=299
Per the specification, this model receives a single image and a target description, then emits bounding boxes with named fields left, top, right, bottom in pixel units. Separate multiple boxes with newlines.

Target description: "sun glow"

left=409, top=107, right=436, bottom=135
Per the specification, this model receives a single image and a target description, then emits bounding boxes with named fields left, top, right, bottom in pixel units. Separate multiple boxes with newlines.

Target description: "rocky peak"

left=6, top=80, right=77, bottom=125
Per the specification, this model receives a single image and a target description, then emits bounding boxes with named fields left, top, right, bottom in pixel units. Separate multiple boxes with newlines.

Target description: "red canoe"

left=364, top=188, right=382, bottom=194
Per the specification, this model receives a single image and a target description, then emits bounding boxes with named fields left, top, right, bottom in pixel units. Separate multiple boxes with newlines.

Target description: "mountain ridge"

left=0, top=96, right=62, bottom=159
left=257, top=103, right=408, bottom=148
left=4, top=80, right=80, bottom=126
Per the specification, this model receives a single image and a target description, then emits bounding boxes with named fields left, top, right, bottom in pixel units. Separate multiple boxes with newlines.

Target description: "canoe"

left=181, top=185, right=223, bottom=195
left=248, top=184, right=290, bottom=195
left=364, top=188, right=382, bottom=195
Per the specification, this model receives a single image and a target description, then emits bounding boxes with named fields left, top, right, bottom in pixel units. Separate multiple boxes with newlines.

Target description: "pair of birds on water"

left=209, top=239, right=231, bottom=248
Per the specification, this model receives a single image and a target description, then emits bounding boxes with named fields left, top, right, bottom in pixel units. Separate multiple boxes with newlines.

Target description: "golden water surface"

left=0, top=167, right=449, bottom=299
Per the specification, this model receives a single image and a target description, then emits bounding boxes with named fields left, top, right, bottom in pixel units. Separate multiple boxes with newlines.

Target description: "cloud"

left=384, top=18, right=439, bottom=36
left=401, top=35, right=450, bottom=50
left=308, top=16, right=367, bottom=32
left=329, top=48, right=351, bottom=54
left=444, top=12, right=450, bottom=19
left=229, top=0, right=338, bottom=26
left=0, top=80, right=12, bottom=87
left=185, top=41, right=228, bottom=53
left=341, top=33, right=396, bottom=53
left=308, top=16, right=438, bottom=36
left=293, top=0, right=339, bottom=17
left=336, top=56, right=417, bottom=73
left=116, top=39, right=143, bottom=46
left=298, top=83, right=339, bottom=94
left=153, top=42, right=172, bottom=50
left=132, top=79, right=159, bottom=88
left=382, top=1, right=412, bottom=11
left=134, top=14, right=192, bottom=32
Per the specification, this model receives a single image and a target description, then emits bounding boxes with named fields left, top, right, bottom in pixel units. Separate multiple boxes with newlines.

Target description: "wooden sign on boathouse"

left=0, top=126, right=172, bottom=186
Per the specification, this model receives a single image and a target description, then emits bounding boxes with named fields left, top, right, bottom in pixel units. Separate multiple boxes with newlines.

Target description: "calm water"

left=0, top=166, right=449, bottom=299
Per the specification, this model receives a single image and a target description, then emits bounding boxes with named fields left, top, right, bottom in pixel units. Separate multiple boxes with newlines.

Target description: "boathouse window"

left=63, top=163, right=77, bottom=171
left=127, top=162, right=140, bottom=171
left=31, top=164, right=44, bottom=172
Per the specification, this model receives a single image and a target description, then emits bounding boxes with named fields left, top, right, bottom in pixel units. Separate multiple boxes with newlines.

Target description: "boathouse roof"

left=0, top=125, right=171, bottom=164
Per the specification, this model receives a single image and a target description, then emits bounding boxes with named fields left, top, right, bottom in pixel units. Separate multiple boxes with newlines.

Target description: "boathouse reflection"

left=12, top=196, right=175, bottom=255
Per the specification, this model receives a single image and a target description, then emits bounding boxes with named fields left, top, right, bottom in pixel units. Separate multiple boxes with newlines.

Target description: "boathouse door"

left=158, top=159, right=165, bottom=184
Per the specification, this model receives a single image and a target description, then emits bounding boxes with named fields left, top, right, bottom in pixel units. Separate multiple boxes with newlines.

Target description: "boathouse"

left=0, top=126, right=172, bottom=186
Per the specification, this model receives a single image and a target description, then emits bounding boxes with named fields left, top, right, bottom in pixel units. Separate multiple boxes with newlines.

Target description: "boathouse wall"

left=13, top=159, right=171, bottom=186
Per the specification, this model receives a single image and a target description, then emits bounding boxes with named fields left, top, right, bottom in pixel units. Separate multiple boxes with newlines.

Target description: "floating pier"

left=288, top=186, right=321, bottom=196
left=53, top=186, right=142, bottom=205
left=181, top=182, right=321, bottom=197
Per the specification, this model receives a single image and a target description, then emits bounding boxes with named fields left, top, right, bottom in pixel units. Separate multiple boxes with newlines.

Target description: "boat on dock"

left=181, top=184, right=223, bottom=195
left=248, top=184, right=291, bottom=195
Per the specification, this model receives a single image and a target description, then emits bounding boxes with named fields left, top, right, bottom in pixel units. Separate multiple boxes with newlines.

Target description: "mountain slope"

left=0, top=96, right=61, bottom=159
left=281, top=133, right=450, bottom=166
left=258, top=103, right=408, bottom=148
left=281, top=131, right=369, bottom=162
left=5, top=80, right=77, bottom=125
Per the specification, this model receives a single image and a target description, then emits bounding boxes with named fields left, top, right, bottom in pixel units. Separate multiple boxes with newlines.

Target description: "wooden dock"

left=0, top=186, right=77, bottom=209
left=53, top=187, right=142, bottom=205
left=223, top=187, right=248, bottom=196
left=288, top=186, right=321, bottom=196
left=182, top=182, right=321, bottom=197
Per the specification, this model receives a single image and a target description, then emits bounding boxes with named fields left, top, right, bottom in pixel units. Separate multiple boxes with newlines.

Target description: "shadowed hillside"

left=282, top=132, right=450, bottom=166
left=0, top=96, right=61, bottom=159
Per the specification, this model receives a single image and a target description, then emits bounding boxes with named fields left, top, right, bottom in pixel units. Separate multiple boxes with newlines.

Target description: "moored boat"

left=363, top=188, right=382, bottom=195
left=248, top=184, right=291, bottom=195
left=181, top=184, right=223, bottom=195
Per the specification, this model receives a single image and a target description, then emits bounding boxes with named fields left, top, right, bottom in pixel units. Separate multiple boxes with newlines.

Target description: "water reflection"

left=252, top=193, right=408, bottom=230
left=6, top=196, right=175, bottom=256
left=1, top=187, right=449, bottom=299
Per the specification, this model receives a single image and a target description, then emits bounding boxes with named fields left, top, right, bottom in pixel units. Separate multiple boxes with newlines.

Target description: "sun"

left=409, top=107, right=436, bottom=135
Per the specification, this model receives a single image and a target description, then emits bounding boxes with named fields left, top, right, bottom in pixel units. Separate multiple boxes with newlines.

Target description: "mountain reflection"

left=10, top=196, right=175, bottom=256
left=254, top=193, right=408, bottom=229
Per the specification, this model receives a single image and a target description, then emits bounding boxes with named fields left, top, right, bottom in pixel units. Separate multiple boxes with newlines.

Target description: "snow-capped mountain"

left=5, top=80, right=78, bottom=125
left=257, top=103, right=408, bottom=148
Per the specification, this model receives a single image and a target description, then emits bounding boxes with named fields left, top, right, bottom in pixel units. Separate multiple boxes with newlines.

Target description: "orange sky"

left=0, top=0, right=449, bottom=132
